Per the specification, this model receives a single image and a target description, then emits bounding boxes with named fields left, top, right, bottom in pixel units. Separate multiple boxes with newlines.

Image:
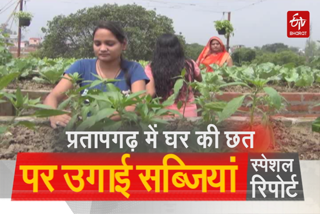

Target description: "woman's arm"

left=144, top=65, right=156, bottom=97
left=192, top=60, right=202, bottom=82
left=227, top=56, right=233, bottom=67
left=44, top=74, right=74, bottom=128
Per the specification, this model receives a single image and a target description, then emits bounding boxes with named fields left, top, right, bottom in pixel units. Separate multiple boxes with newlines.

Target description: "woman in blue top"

left=44, top=21, right=149, bottom=128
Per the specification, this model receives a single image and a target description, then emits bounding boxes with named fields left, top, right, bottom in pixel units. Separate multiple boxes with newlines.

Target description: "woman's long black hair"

left=150, top=33, right=194, bottom=101
left=92, top=21, right=131, bottom=87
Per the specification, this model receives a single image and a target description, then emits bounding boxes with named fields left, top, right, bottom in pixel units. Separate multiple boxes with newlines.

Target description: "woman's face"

left=210, top=39, right=222, bottom=53
left=93, top=28, right=126, bottom=62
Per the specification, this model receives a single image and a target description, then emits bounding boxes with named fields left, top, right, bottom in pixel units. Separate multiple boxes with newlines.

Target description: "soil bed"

left=7, top=80, right=54, bottom=91
left=222, top=84, right=320, bottom=93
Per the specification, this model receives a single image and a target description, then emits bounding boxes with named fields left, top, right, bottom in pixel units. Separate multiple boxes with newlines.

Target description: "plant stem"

left=250, top=90, right=258, bottom=126
left=182, top=82, right=189, bottom=120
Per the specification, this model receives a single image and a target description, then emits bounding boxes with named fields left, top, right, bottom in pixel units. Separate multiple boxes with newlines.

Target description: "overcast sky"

left=0, top=0, right=318, bottom=49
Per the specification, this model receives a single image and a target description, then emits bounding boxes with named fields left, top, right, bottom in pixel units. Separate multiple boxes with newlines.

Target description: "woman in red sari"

left=196, top=36, right=233, bottom=72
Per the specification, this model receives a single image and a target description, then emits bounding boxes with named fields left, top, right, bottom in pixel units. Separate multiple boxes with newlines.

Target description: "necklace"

left=97, top=60, right=121, bottom=80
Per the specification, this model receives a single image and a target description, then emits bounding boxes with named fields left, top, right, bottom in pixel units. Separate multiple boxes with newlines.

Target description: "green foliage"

left=214, top=20, right=234, bottom=38
left=305, top=39, right=320, bottom=63
left=185, top=43, right=204, bottom=61
left=232, top=43, right=306, bottom=67
left=33, top=58, right=75, bottom=84
left=232, top=48, right=256, bottom=66
left=14, top=11, right=33, bottom=20
left=261, top=43, right=290, bottom=53
left=312, top=116, right=320, bottom=133
left=0, top=72, right=68, bottom=136
left=39, top=4, right=176, bottom=60
left=0, top=29, right=13, bottom=66
left=137, top=60, right=149, bottom=68
left=253, top=51, right=306, bottom=66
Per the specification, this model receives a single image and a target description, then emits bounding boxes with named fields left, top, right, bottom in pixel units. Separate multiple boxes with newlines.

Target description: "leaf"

left=150, top=118, right=168, bottom=124
left=65, top=114, right=78, bottom=131
left=181, top=68, right=186, bottom=77
left=312, top=117, right=320, bottom=133
left=106, top=83, right=121, bottom=92
left=173, top=79, right=184, bottom=95
left=16, top=121, right=35, bottom=130
left=177, top=101, right=183, bottom=110
left=162, top=94, right=175, bottom=107
left=29, top=104, right=53, bottom=109
left=87, top=94, right=109, bottom=101
left=295, top=73, right=314, bottom=87
left=285, top=74, right=299, bottom=83
left=126, top=90, right=146, bottom=100
left=0, top=72, right=19, bottom=90
left=103, top=121, right=122, bottom=131
left=32, top=77, right=46, bottom=84
left=15, top=88, right=23, bottom=108
left=218, top=95, right=246, bottom=122
left=76, top=115, right=97, bottom=131
left=122, top=111, right=138, bottom=121
left=58, top=97, right=72, bottom=110
left=89, top=80, right=104, bottom=88
left=95, top=108, right=115, bottom=122
left=204, top=102, right=227, bottom=111
left=156, top=109, right=181, bottom=116
left=141, top=104, right=148, bottom=116
left=32, top=109, right=68, bottom=117
left=74, top=84, right=91, bottom=94
left=263, top=87, right=282, bottom=109
left=219, top=82, right=250, bottom=89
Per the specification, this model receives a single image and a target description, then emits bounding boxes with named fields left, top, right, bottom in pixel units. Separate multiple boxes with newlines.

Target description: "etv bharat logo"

left=287, top=11, right=310, bottom=38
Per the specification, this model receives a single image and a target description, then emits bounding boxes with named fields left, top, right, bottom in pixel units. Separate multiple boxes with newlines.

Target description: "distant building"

left=29, top=38, right=41, bottom=46
left=230, top=45, right=245, bottom=54
left=13, top=40, right=29, bottom=48
left=8, top=37, right=40, bottom=58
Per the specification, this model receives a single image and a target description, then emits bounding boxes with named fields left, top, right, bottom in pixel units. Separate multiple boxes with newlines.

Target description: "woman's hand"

left=50, top=114, right=71, bottom=129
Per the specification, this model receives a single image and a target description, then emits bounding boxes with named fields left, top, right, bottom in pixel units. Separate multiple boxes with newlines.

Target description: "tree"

left=0, top=24, right=15, bottom=35
left=185, top=43, right=204, bottom=61
left=253, top=50, right=306, bottom=66
left=39, top=4, right=176, bottom=60
left=231, top=47, right=256, bottom=66
left=0, top=29, right=13, bottom=65
left=305, top=39, right=320, bottom=63
left=261, top=43, right=289, bottom=53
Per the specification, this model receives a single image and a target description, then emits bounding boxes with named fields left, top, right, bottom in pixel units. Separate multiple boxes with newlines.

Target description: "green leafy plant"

left=312, top=103, right=320, bottom=133
left=0, top=29, right=13, bottom=66
left=0, top=72, right=67, bottom=135
left=52, top=72, right=183, bottom=151
left=33, top=59, right=73, bottom=84
left=214, top=20, right=234, bottom=38
left=221, top=72, right=285, bottom=150
left=14, top=11, right=33, bottom=20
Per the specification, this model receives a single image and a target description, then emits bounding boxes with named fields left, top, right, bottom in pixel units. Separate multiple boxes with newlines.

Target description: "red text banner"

left=12, top=153, right=248, bottom=201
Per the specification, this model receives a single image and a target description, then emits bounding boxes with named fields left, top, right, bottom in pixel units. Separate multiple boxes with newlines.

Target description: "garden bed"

left=0, top=117, right=319, bottom=160
left=7, top=80, right=54, bottom=90
left=222, top=84, right=320, bottom=93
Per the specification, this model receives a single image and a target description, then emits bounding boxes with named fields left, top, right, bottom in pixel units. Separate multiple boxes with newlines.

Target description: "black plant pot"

left=19, top=18, right=31, bottom=27
left=217, top=28, right=226, bottom=35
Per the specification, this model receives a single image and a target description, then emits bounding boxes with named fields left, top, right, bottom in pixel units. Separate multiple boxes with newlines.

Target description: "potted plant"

left=214, top=20, right=234, bottom=38
left=14, top=11, right=33, bottom=27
